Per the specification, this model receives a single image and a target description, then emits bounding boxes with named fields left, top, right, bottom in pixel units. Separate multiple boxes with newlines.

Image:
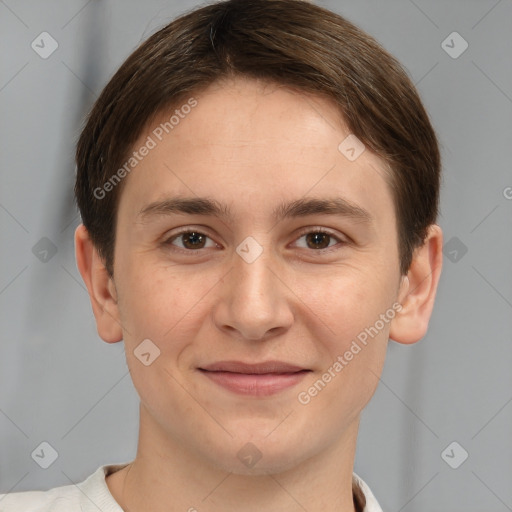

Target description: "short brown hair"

left=75, top=0, right=441, bottom=277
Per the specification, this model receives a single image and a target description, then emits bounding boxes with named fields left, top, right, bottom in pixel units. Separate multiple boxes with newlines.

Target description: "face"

left=107, top=77, right=405, bottom=474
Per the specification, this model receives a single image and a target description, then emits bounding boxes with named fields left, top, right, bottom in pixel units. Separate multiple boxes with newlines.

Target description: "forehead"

left=117, top=77, right=395, bottom=227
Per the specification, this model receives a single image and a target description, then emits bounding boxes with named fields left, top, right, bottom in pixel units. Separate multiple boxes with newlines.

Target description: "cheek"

left=297, top=264, right=395, bottom=348
left=295, top=266, right=395, bottom=404
left=295, top=272, right=392, bottom=424
left=116, top=260, right=218, bottom=350
left=115, top=265, right=206, bottom=412
left=117, top=273, right=175, bottom=339
left=297, top=266, right=395, bottom=414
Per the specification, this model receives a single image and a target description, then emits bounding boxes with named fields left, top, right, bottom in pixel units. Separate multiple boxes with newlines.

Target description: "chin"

left=203, top=429, right=312, bottom=476
left=212, top=449, right=306, bottom=477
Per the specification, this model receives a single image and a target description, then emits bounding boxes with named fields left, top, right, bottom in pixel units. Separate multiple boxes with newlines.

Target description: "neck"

left=107, top=404, right=361, bottom=512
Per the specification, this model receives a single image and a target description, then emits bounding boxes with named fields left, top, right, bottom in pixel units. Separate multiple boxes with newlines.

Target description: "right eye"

left=163, top=229, right=220, bottom=253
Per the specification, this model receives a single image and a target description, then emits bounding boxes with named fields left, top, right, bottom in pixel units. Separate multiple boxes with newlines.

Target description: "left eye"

left=294, top=231, right=341, bottom=250
left=165, top=230, right=343, bottom=252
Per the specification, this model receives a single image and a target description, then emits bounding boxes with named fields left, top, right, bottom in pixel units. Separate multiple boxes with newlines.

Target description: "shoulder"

left=353, top=471, right=384, bottom=512
left=0, top=462, right=130, bottom=512
left=0, top=484, right=83, bottom=511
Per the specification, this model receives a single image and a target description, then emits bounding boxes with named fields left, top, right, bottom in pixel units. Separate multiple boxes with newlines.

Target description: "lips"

left=198, top=360, right=311, bottom=396
left=200, top=360, right=307, bottom=374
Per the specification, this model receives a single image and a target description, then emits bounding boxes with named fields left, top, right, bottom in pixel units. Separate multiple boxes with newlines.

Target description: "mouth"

left=198, top=360, right=312, bottom=396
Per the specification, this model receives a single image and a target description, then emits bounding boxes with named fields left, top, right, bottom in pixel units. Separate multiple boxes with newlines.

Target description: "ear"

left=74, top=224, right=123, bottom=343
left=389, top=224, right=443, bottom=344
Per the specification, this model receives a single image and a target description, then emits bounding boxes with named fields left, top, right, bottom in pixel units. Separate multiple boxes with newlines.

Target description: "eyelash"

left=162, top=226, right=348, bottom=256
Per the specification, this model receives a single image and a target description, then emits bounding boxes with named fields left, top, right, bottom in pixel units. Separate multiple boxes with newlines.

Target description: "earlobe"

left=74, top=224, right=123, bottom=343
left=389, top=224, right=443, bottom=344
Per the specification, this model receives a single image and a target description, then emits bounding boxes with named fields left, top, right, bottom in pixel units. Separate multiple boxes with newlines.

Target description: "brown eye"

left=181, top=232, right=206, bottom=249
left=167, top=230, right=216, bottom=250
left=304, top=232, right=332, bottom=249
left=294, top=230, right=342, bottom=251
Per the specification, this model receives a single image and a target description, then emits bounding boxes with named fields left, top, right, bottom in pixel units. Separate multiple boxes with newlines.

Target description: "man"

left=0, top=0, right=442, bottom=510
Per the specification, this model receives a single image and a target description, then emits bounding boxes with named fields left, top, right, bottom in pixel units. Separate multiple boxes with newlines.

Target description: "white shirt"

left=0, top=462, right=383, bottom=511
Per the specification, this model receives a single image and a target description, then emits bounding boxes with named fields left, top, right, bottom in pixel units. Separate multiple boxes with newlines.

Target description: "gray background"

left=1, top=0, right=511, bottom=510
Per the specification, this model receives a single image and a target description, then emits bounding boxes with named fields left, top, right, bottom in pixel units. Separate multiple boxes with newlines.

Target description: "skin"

left=75, top=76, right=443, bottom=512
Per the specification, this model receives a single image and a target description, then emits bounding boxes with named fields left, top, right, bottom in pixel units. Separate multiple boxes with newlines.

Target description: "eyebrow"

left=137, top=196, right=372, bottom=224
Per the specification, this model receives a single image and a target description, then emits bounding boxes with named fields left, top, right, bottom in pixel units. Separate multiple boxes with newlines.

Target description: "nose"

left=213, top=243, right=294, bottom=341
